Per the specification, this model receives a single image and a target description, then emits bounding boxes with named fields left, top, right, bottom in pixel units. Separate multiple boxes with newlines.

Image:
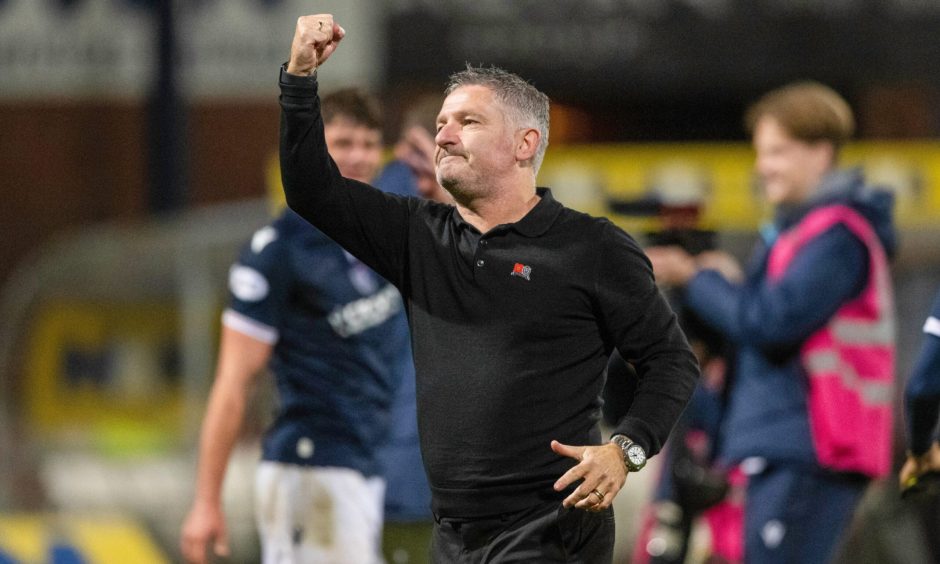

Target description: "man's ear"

left=515, top=128, right=540, bottom=164
left=813, top=140, right=836, bottom=171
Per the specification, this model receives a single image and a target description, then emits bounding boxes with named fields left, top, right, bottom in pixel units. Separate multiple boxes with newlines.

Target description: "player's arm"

left=180, top=326, right=272, bottom=564
left=553, top=222, right=700, bottom=512
left=279, top=14, right=411, bottom=284
left=286, top=14, right=344, bottom=77
left=280, top=13, right=348, bottom=226
left=900, top=298, right=940, bottom=491
left=905, top=294, right=940, bottom=457
left=685, top=225, right=867, bottom=350
left=600, top=222, right=700, bottom=458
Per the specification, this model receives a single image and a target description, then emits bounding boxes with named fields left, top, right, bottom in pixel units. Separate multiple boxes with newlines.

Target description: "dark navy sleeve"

left=685, top=224, right=868, bottom=352
left=375, top=160, right=420, bottom=198
left=222, top=224, right=291, bottom=344
left=279, top=68, right=414, bottom=288
left=596, top=221, right=700, bottom=457
left=905, top=288, right=940, bottom=455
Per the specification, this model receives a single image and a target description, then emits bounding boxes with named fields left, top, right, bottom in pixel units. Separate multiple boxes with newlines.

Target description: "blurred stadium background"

left=1, top=1, right=939, bottom=562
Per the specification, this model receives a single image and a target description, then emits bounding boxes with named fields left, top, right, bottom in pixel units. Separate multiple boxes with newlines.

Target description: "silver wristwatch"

left=610, top=434, right=647, bottom=472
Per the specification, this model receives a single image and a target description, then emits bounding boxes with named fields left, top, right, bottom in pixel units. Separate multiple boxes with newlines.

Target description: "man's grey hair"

left=445, top=65, right=550, bottom=174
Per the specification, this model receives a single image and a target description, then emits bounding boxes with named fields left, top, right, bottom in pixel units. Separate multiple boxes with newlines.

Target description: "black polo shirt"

left=279, top=68, right=699, bottom=518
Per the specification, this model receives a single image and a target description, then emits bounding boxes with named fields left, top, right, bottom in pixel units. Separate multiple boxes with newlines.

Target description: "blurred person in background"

left=279, top=15, right=699, bottom=562
left=376, top=92, right=453, bottom=205
left=648, top=81, right=897, bottom=563
left=900, top=286, right=940, bottom=496
left=180, top=87, right=413, bottom=564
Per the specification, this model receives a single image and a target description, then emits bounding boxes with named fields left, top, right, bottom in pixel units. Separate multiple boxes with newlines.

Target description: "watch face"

left=627, top=445, right=646, bottom=466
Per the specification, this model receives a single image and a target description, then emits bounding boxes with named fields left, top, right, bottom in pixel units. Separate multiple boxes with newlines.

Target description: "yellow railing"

left=538, top=141, right=940, bottom=232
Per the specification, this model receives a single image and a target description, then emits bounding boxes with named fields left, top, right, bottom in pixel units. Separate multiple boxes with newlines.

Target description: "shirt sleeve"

left=222, top=225, right=291, bottom=344
left=904, top=288, right=940, bottom=455
left=685, top=224, right=869, bottom=353
left=595, top=221, right=700, bottom=457
left=278, top=66, right=414, bottom=288
left=375, top=160, right=420, bottom=197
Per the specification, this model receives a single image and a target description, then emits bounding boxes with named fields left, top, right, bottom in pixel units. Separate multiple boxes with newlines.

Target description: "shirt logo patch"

left=510, top=263, right=532, bottom=281
left=250, top=226, right=278, bottom=254
left=229, top=264, right=270, bottom=302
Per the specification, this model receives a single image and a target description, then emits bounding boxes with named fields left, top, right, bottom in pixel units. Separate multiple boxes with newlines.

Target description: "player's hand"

left=696, top=250, right=744, bottom=282
left=287, top=14, right=345, bottom=76
left=900, top=442, right=940, bottom=491
left=551, top=440, right=627, bottom=512
left=394, top=126, right=437, bottom=180
left=395, top=126, right=452, bottom=203
left=180, top=502, right=229, bottom=564
left=646, top=245, right=697, bottom=287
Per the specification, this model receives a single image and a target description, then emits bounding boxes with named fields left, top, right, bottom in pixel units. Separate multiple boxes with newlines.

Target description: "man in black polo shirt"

left=279, top=14, right=699, bottom=562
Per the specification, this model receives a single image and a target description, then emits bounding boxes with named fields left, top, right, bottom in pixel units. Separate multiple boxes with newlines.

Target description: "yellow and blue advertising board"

left=0, top=514, right=167, bottom=563
left=24, top=301, right=185, bottom=454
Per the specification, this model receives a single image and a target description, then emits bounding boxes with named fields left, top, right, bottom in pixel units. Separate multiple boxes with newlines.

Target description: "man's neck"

left=454, top=186, right=541, bottom=234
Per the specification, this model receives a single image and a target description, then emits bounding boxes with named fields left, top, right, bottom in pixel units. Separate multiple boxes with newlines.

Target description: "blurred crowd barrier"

left=540, top=141, right=940, bottom=231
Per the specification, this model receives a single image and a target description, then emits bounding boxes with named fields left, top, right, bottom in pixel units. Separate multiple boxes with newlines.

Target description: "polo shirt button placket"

left=475, top=238, right=487, bottom=271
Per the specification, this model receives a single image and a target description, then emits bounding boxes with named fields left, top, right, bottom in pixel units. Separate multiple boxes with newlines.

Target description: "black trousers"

left=430, top=500, right=615, bottom=563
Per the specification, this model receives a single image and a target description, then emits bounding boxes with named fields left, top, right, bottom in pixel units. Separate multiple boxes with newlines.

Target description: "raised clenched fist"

left=287, top=14, right=345, bottom=76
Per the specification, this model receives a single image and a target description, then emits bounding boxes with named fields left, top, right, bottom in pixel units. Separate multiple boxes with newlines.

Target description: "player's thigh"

left=255, top=462, right=385, bottom=563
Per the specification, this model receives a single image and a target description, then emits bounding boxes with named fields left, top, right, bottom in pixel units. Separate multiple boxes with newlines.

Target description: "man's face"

left=434, top=85, right=517, bottom=197
left=324, top=117, right=383, bottom=184
left=752, top=115, right=832, bottom=206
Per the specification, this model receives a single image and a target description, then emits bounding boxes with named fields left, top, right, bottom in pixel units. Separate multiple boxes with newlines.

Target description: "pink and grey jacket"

left=685, top=169, right=896, bottom=475
left=766, top=204, right=894, bottom=477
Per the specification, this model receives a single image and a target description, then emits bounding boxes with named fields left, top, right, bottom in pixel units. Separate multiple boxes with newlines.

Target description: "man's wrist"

left=282, top=62, right=317, bottom=79
left=193, top=493, right=222, bottom=508
left=610, top=434, right=648, bottom=472
left=285, top=60, right=316, bottom=77
left=279, top=63, right=319, bottom=99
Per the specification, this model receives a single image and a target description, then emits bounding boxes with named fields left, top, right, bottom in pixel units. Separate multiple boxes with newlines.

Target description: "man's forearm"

left=614, top=338, right=700, bottom=457
left=278, top=68, right=342, bottom=223
left=193, top=388, right=248, bottom=506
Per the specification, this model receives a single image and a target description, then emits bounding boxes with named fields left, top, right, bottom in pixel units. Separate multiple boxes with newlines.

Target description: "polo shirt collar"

left=450, top=187, right=562, bottom=237
left=512, top=187, right=562, bottom=237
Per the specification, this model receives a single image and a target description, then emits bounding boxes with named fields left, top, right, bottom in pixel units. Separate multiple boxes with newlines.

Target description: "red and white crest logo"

left=510, top=262, right=532, bottom=281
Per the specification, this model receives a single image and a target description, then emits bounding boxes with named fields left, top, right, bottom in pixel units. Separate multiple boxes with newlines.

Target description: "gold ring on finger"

left=591, top=489, right=605, bottom=502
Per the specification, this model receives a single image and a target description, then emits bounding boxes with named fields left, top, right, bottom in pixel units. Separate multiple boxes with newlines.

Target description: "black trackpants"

left=430, top=500, right=615, bottom=563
